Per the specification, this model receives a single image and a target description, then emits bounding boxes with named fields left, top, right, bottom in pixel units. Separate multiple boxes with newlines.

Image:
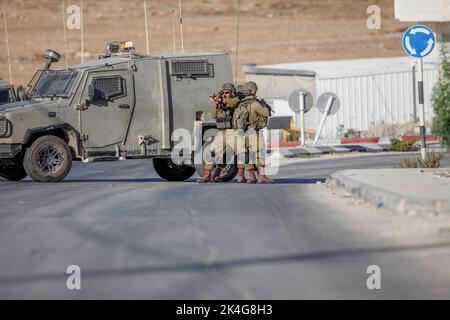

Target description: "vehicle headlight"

left=0, top=117, right=11, bottom=137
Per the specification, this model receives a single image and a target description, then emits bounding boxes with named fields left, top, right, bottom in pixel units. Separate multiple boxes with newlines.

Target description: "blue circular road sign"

left=402, top=25, right=436, bottom=58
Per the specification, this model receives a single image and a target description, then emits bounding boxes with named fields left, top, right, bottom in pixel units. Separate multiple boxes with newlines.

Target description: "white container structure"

left=395, top=0, right=450, bottom=60
left=244, top=56, right=440, bottom=140
left=395, top=0, right=450, bottom=22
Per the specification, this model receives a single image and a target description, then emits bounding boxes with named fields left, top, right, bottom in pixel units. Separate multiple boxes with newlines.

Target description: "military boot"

left=212, top=167, right=223, bottom=182
left=257, top=167, right=274, bottom=184
left=236, top=168, right=247, bottom=183
left=247, top=169, right=257, bottom=184
left=197, top=169, right=212, bottom=183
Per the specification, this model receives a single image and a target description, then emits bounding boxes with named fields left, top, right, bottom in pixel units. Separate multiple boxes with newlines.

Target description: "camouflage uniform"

left=199, top=83, right=244, bottom=183
left=240, top=81, right=273, bottom=184
left=204, top=95, right=244, bottom=171
left=245, top=100, right=270, bottom=170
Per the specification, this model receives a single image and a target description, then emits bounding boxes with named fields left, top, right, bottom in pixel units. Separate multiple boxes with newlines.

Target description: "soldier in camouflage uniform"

left=233, top=81, right=273, bottom=184
left=197, top=83, right=244, bottom=183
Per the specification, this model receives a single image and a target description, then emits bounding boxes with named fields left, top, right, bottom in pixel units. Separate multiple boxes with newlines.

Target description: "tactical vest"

left=232, top=99, right=252, bottom=130
left=215, top=107, right=233, bottom=130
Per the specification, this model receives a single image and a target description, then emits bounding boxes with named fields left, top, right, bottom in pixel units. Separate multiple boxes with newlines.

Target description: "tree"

left=432, top=45, right=450, bottom=147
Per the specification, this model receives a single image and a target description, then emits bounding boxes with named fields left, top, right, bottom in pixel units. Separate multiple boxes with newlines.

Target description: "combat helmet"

left=242, top=81, right=258, bottom=96
left=221, top=83, right=236, bottom=93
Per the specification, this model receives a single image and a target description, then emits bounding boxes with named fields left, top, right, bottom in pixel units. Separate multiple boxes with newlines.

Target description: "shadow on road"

left=62, top=178, right=166, bottom=183
left=1, top=241, right=450, bottom=285
left=57, top=178, right=326, bottom=184
left=272, top=178, right=326, bottom=184
left=2, top=178, right=326, bottom=185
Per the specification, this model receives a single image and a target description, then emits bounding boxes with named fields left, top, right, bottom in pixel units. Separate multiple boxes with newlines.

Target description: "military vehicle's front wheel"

left=153, top=158, right=195, bottom=181
left=0, top=163, right=28, bottom=181
left=23, top=135, right=72, bottom=182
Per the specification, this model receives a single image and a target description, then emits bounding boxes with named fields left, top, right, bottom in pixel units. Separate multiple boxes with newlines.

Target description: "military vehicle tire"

left=153, top=158, right=195, bottom=181
left=23, top=135, right=72, bottom=182
left=0, top=163, right=28, bottom=181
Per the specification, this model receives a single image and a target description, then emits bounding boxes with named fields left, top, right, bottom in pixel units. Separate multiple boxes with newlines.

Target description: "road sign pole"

left=294, top=113, right=298, bottom=131
left=417, top=57, right=427, bottom=159
left=299, top=92, right=305, bottom=146
left=288, top=89, right=313, bottom=136
left=412, top=61, right=418, bottom=122
left=314, top=96, right=334, bottom=145
left=402, top=25, right=435, bottom=159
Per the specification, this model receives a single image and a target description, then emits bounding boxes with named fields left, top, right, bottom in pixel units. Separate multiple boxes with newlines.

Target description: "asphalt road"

left=1, top=153, right=450, bottom=299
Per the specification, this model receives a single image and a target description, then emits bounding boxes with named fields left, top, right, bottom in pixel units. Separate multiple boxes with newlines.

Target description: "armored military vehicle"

left=0, top=42, right=237, bottom=182
left=0, top=80, right=17, bottom=105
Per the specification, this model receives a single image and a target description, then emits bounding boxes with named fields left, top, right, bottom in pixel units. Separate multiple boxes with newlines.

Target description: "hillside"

left=0, top=0, right=409, bottom=86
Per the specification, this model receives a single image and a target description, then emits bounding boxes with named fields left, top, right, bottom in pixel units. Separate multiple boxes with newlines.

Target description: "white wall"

left=247, top=60, right=441, bottom=141
left=317, top=65, right=440, bottom=139
left=245, top=73, right=316, bottom=100
left=270, top=99, right=321, bottom=132
left=395, top=0, right=450, bottom=22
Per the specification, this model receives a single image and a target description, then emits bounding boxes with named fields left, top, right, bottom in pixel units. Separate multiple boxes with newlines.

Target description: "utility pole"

left=2, top=0, right=13, bottom=84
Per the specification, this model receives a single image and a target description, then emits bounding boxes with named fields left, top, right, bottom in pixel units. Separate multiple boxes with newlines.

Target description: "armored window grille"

left=170, top=60, right=211, bottom=77
left=30, top=70, right=78, bottom=97
left=0, top=117, right=9, bottom=137
left=89, top=76, right=126, bottom=100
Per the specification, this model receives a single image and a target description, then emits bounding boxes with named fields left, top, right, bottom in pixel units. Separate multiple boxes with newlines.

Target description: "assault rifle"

left=258, top=98, right=275, bottom=116
left=210, top=91, right=228, bottom=110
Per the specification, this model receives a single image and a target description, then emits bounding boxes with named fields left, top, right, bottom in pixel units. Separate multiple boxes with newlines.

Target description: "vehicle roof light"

left=105, top=41, right=135, bottom=56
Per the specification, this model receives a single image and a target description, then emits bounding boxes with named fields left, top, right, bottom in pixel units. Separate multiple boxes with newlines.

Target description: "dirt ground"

left=0, top=0, right=410, bottom=86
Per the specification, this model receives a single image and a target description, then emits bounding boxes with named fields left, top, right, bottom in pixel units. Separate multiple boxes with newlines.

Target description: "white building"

left=243, top=1, right=449, bottom=140
left=395, top=0, right=450, bottom=57
left=395, top=0, right=450, bottom=21
left=245, top=57, right=440, bottom=140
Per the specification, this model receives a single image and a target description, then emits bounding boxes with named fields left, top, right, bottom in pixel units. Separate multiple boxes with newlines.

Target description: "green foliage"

left=389, top=138, right=417, bottom=152
left=344, top=129, right=363, bottom=138
left=396, top=152, right=444, bottom=169
left=431, top=46, right=450, bottom=147
left=288, top=131, right=300, bottom=141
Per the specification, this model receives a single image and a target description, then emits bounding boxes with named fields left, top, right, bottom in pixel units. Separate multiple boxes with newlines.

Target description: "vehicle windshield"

left=0, top=87, right=14, bottom=105
left=28, top=69, right=78, bottom=98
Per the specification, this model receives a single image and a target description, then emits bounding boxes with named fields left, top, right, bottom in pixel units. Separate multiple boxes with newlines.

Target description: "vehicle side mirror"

left=16, top=85, right=28, bottom=101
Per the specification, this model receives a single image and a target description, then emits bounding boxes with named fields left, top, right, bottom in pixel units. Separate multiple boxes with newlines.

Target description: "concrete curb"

left=328, top=169, right=450, bottom=215
left=268, top=142, right=444, bottom=158
left=269, top=144, right=384, bottom=158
